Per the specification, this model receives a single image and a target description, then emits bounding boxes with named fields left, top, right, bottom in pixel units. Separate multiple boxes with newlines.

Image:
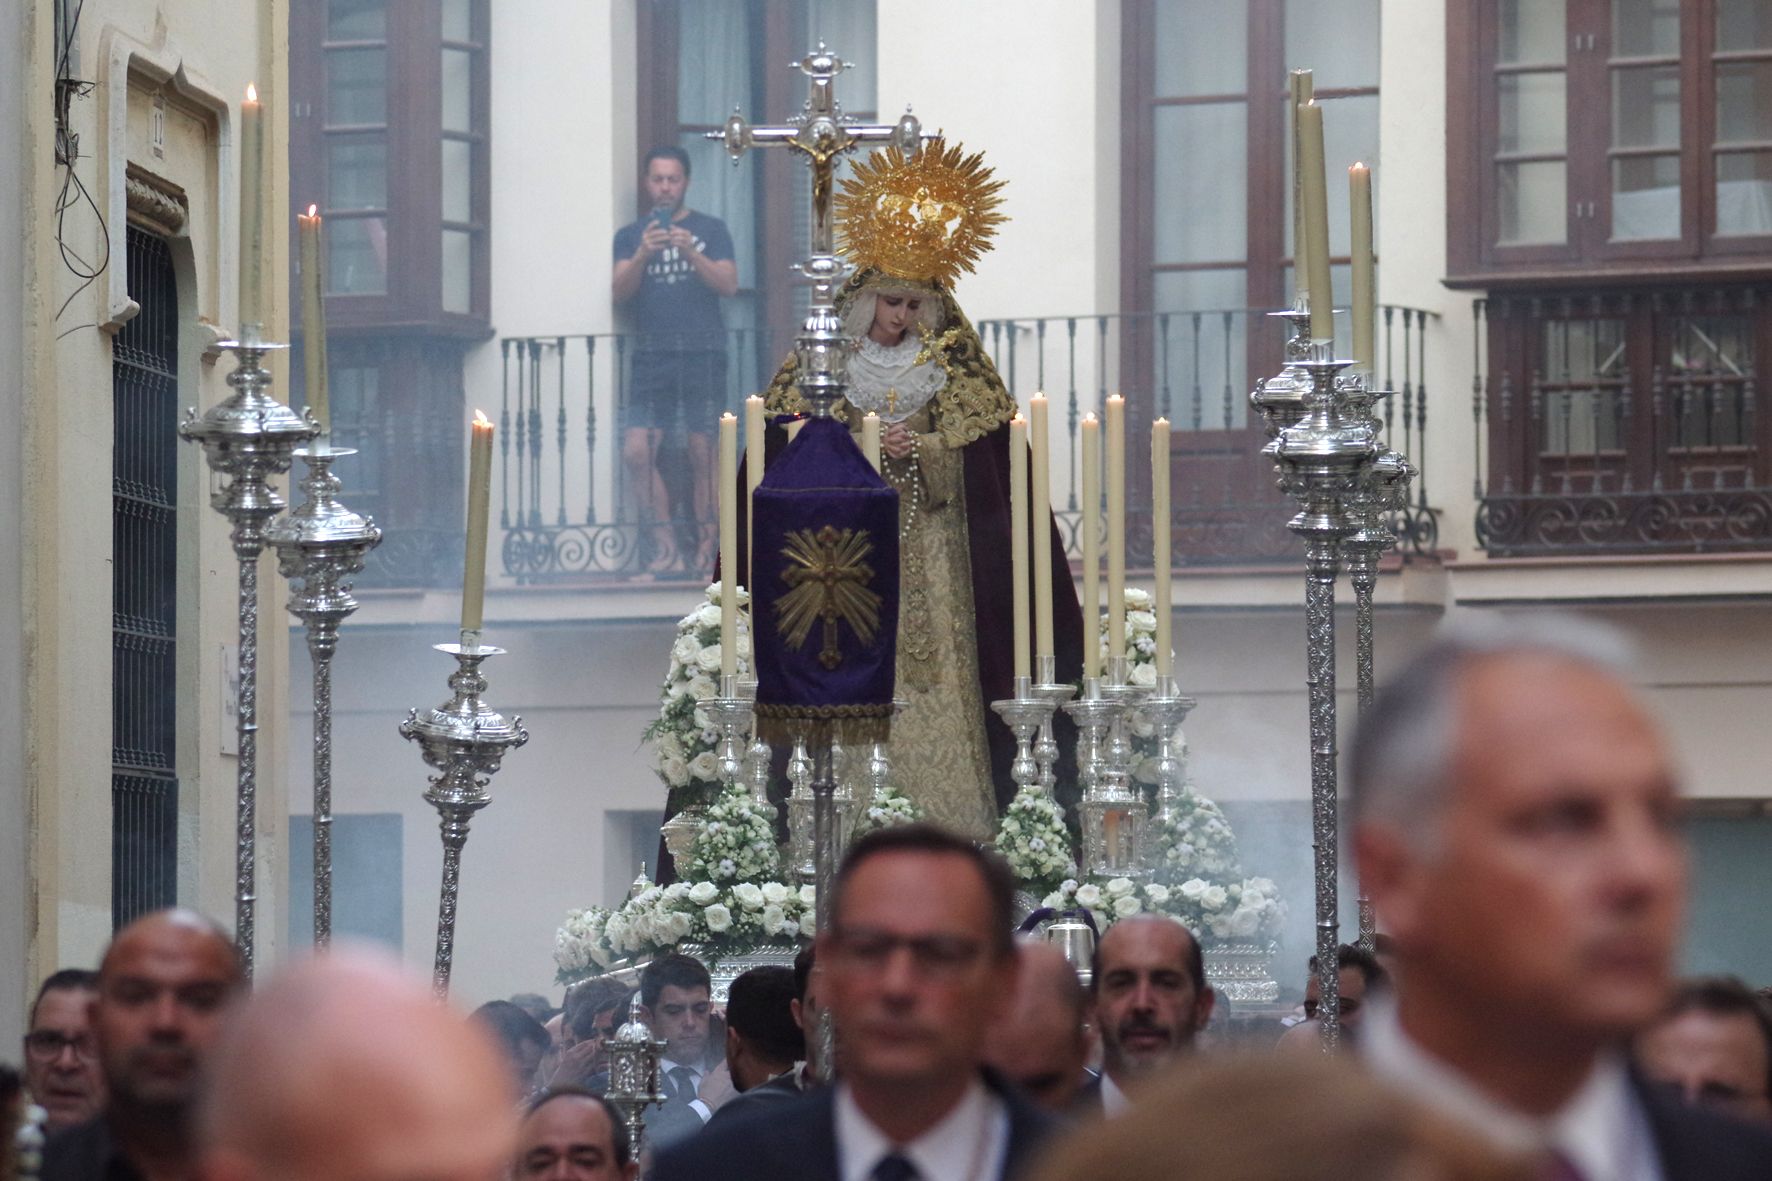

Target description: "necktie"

left=871, top=1153, right=919, bottom=1181
left=667, top=1065, right=696, bottom=1102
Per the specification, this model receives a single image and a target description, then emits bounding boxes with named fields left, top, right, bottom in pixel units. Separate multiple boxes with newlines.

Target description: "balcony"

left=1473, top=286, right=1772, bottom=557
left=494, top=305, right=1440, bottom=586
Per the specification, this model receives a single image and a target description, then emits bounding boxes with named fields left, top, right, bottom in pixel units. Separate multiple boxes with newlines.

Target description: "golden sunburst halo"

left=836, top=138, right=1007, bottom=288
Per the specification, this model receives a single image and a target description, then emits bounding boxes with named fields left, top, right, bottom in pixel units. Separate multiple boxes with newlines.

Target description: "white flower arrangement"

left=1150, top=790, right=1244, bottom=881
left=680, top=782, right=782, bottom=885
left=993, top=787, right=1077, bottom=897
left=644, top=583, right=752, bottom=806
left=552, top=877, right=815, bottom=985
left=850, top=784, right=924, bottom=840
left=1040, top=873, right=1286, bottom=945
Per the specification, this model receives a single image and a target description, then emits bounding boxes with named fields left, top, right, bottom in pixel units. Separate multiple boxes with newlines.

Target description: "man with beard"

left=1079, top=915, right=1214, bottom=1117
left=22, top=970, right=103, bottom=1134
left=42, top=909, right=244, bottom=1181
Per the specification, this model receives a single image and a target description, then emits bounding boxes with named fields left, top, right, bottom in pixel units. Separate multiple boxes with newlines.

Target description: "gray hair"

left=1347, top=613, right=1639, bottom=839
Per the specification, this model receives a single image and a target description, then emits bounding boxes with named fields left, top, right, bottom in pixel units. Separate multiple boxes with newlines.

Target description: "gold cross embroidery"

left=778, top=525, right=882, bottom=670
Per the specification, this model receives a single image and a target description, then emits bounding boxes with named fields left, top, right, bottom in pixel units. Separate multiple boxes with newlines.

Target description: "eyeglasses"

left=828, top=928, right=986, bottom=977
left=23, top=1031, right=95, bottom=1063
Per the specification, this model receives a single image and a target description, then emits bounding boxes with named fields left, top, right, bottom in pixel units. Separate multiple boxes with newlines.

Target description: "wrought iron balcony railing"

left=495, top=306, right=1438, bottom=584
left=1473, top=286, right=1772, bottom=557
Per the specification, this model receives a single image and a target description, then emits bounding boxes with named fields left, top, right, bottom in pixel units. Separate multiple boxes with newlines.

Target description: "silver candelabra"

left=269, top=445, right=382, bottom=947
left=179, top=326, right=317, bottom=977
left=400, top=641, right=528, bottom=995
left=602, top=993, right=666, bottom=1159
left=1136, top=674, right=1197, bottom=825
left=1066, top=657, right=1150, bottom=880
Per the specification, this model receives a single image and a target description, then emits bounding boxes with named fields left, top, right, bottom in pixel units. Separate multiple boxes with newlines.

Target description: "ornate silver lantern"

left=601, top=994, right=666, bottom=1158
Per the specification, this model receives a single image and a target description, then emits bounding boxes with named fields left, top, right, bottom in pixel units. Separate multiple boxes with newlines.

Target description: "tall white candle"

left=745, top=395, right=765, bottom=590
left=1152, top=418, right=1173, bottom=677
left=719, top=413, right=739, bottom=678
left=1009, top=414, right=1030, bottom=682
left=1350, top=162, right=1375, bottom=375
left=1106, top=394, right=1126, bottom=666
left=461, top=411, right=494, bottom=635
left=239, top=85, right=264, bottom=327
left=1300, top=102, right=1334, bottom=344
left=1029, top=394, right=1054, bottom=661
left=297, top=206, right=329, bottom=433
left=1080, top=414, right=1100, bottom=680
left=1290, top=70, right=1314, bottom=307
left=862, top=412, right=882, bottom=472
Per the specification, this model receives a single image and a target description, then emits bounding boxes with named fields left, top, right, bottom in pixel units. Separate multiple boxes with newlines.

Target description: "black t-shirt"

left=612, top=209, right=734, bottom=351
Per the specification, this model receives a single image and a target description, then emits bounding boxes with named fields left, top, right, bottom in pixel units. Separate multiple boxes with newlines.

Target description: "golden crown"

left=836, top=138, right=1007, bottom=288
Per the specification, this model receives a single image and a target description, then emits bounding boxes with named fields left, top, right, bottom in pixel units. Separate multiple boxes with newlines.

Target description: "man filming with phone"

left=613, top=145, right=737, bottom=575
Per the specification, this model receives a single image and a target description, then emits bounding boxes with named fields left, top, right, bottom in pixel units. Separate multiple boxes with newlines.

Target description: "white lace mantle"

left=846, top=334, right=947, bottom=422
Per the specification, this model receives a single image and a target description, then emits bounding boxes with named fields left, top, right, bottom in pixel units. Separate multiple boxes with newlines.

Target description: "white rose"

left=1229, top=907, right=1261, bottom=938
left=1106, top=877, right=1133, bottom=898
left=1145, top=884, right=1171, bottom=905
left=1074, top=883, right=1102, bottom=908
left=666, top=882, right=691, bottom=899
left=1060, top=879, right=1078, bottom=893
left=687, top=675, right=717, bottom=701
left=655, top=731, right=686, bottom=762
left=761, top=882, right=790, bottom=905
left=661, top=756, right=689, bottom=787
left=781, top=918, right=800, bottom=938
left=1124, top=587, right=1152, bottom=608
left=761, top=904, right=786, bottom=935
left=672, top=635, right=701, bottom=666
left=1201, top=886, right=1229, bottom=911
left=1180, top=878, right=1208, bottom=900
left=695, top=645, right=725, bottom=673
left=1129, top=661, right=1158, bottom=687
left=695, top=603, right=722, bottom=628
left=799, top=884, right=817, bottom=905
left=732, top=883, right=765, bottom=910
left=688, top=751, right=720, bottom=781
left=1113, top=896, right=1142, bottom=918
left=1127, top=610, right=1157, bottom=631
left=704, top=904, right=733, bottom=933
left=1042, top=892, right=1064, bottom=908
left=688, top=881, right=718, bottom=905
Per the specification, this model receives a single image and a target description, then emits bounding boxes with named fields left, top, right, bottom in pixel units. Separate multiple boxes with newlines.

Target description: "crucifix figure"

left=778, top=525, right=882, bottom=670
left=712, top=43, right=926, bottom=417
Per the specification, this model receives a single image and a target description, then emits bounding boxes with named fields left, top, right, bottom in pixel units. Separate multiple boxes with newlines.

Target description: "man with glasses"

left=22, top=969, right=103, bottom=1134
left=41, top=909, right=244, bottom=1181
left=653, top=823, right=1053, bottom=1181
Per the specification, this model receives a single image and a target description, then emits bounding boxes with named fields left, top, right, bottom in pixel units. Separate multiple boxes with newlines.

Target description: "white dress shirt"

left=835, top=1078, right=1009, bottom=1181
left=1099, top=1071, right=1134, bottom=1119
left=1362, top=999, right=1666, bottom=1181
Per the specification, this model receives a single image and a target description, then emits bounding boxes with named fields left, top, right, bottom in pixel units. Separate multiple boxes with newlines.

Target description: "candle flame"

left=246, top=83, right=258, bottom=103
left=307, top=203, right=318, bottom=217
left=473, top=410, right=492, bottom=428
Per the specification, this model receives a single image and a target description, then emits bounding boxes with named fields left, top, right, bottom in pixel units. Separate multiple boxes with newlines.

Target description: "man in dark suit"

left=652, top=824, right=1052, bottom=1181
left=982, top=941, right=1093, bottom=1115
left=1350, top=618, right=1772, bottom=1179
left=703, top=965, right=804, bottom=1128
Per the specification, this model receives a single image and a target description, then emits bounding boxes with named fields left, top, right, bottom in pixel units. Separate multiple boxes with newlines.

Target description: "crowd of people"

left=10, top=623, right=1772, bottom=1180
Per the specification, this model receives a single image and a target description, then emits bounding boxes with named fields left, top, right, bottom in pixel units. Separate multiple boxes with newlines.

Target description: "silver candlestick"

left=1066, top=659, right=1150, bottom=881
left=179, top=326, right=318, bottom=977
left=703, top=673, right=759, bottom=805
left=991, top=676, right=1049, bottom=799
left=737, top=677, right=774, bottom=813
left=1250, top=308, right=1315, bottom=445
left=400, top=642, right=529, bottom=995
left=1136, top=674, right=1197, bottom=825
left=786, top=731, right=816, bottom=885
left=269, top=445, right=382, bottom=948
left=1029, top=653, right=1077, bottom=799
left=1269, top=345, right=1378, bottom=1053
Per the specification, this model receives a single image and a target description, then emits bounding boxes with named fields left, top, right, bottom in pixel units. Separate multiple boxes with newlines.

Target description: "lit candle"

left=719, top=413, right=739, bottom=678
left=1009, top=414, right=1030, bottom=682
left=861, top=412, right=882, bottom=472
left=1106, top=394, right=1126, bottom=667
left=1151, top=418, right=1173, bottom=677
left=1290, top=70, right=1314, bottom=307
left=297, top=205, right=329, bottom=434
left=745, top=395, right=765, bottom=590
left=1080, top=414, right=1100, bottom=680
left=1029, top=394, right=1054, bottom=661
left=1300, top=101, right=1334, bottom=344
left=461, top=411, right=494, bottom=636
left=1350, top=162, right=1375, bottom=376
left=239, top=84, right=264, bottom=328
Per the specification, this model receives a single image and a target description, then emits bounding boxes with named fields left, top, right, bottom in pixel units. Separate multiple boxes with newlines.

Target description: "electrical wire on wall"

left=54, top=0, right=109, bottom=329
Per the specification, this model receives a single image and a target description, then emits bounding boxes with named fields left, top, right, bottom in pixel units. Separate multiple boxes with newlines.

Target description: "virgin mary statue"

left=752, top=140, right=1085, bottom=840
